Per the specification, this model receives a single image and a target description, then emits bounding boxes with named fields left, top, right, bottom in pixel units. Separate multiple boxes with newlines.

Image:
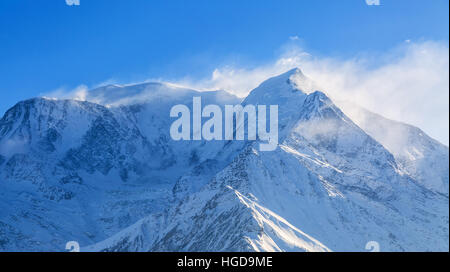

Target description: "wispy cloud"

left=42, top=40, right=449, bottom=144
left=175, top=40, right=449, bottom=144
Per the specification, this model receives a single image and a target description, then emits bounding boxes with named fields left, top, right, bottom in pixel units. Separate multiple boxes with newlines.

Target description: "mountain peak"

left=285, top=68, right=317, bottom=94
left=285, top=67, right=304, bottom=77
left=243, top=68, right=318, bottom=107
left=252, top=68, right=317, bottom=97
left=266, top=67, right=306, bottom=85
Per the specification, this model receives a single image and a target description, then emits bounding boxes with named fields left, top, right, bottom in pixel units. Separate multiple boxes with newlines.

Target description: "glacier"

left=0, top=69, right=448, bottom=252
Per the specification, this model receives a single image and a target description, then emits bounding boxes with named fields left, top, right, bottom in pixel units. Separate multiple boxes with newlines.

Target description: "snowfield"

left=0, top=69, right=448, bottom=252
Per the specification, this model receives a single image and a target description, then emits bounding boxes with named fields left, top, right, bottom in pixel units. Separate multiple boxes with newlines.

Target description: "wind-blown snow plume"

left=177, top=41, right=449, bottom=145
left=40, top=41, right=449, bottom=144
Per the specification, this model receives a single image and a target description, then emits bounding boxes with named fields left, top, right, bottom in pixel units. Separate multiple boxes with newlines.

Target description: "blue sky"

left=0, top=0, right=449, bottom=142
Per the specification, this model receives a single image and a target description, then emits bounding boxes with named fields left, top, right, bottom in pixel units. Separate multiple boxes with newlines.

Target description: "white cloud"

left=175, top=41, right=449, bottom=145
left=42, top=41, right=449, bottom=145
left=65, top=0, right=80, bottom=6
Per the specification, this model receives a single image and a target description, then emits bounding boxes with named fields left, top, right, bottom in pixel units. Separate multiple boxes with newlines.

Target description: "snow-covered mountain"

left=337, top=101, right=449, bottom=195
left=0, top=69, right=448, bottom=251
left=0, top=83, right=238, bottom=251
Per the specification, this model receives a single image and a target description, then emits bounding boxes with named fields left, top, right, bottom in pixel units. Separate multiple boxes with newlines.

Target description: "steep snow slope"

left=85, top=69, right=448, bottom=252
left=338, top=101, right=449, bottom=195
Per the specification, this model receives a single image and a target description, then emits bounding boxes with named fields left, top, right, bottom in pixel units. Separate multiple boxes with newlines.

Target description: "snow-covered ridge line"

left=0, top=68, right=448, bottom=252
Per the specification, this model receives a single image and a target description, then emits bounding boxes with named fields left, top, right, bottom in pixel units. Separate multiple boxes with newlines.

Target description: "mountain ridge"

left=0, top=69, right=448, bottom=251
